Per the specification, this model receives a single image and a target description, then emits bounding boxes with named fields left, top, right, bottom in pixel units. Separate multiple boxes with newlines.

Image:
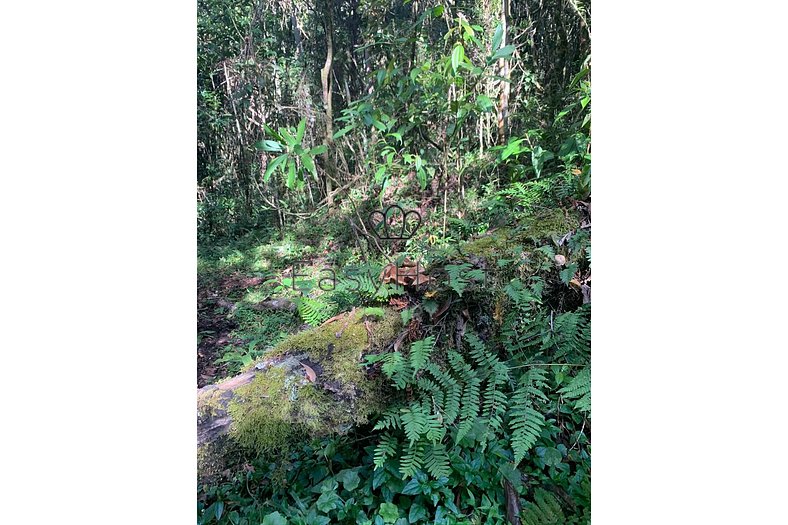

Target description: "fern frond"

left=295, top=295, right=335, bottom=326
left=449, top=351, right=480, bottom=444
left=416, top=377, right=445, bottom=413
left=399, top=444, right=424, bottom=478
left=401, top=403, right=428, bottom=445
left=509, top=406, right=544, bottom=463
left=445, top=263, right=472, bottom=296
left=373, top=432, right=398, bottom=469
left=464, top=331, right=510, bottom=439
left=521, top=488, right=565, bottom=525
left=409, top=335, right=436, bottom=376
left=509, top=368, right=549, bottom=464
left=559, top=366, right=590, bottom=415
left=483, top=383, right=509, bottom=434
left=423, top=443, right=451, bottom=479
left=377, top=351, right=411, bottom=389
left=373, top=409, right=402, bottom=431
left=426, top=363, right=461, bottom=425
left=423, top=406, right=446, bottom=444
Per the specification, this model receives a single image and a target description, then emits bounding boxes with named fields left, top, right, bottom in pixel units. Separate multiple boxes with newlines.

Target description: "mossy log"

left=197, top=307, right=401, bottom=483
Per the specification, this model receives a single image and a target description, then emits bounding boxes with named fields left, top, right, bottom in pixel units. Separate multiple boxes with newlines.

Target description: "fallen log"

left=197, top=307, right=401, bottom=484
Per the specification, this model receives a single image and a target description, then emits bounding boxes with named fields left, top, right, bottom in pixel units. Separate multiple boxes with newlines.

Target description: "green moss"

left=461, top=228, right=513, bottom=259
left=227, top=308, right=401, bottom=458
left=516, top=208, right=580, bottom=242
left=198, top=387, right=231, bottom=424
left=271, top=308, right=400, bottom=363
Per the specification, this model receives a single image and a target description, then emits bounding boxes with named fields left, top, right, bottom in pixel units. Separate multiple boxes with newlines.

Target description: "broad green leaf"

left=460, top=19, right=475, bottom=39
left=531, top=146, right=555, bottom=177
left=379, top=502, right=399, bottom=524
left=489, top=44, right=515, bottom=62
left=401, top=478, right=421, bottom=495
left=476, top=94, right=494, bottom=112
left=301, top=154, right=317, bottom=179
left=336, top=468, right=361, bottom=492
left=333, top=126, right=354, bottom=139
left=416, top=167, right=427, bottom=190
left=263, top=123, right=282, bottom=141
left=264, top=154, right=288, bottom=182
left=262, top=511, right=288, bottom=525
left=408, top=503, right=427, bottom=523
left=255, top=139, right=283, bottom=152
left=296, top=118, right=306, bottom=143
left=543, top=447, right=563, bottom=466
left=214, top=501, right=224, bottom=521
left=316, top=491, right=340, bottom=513
left=431, top=5, right=444, bottom=17
left=387, top=132, right=403, bottom=143
left=372, top=467, right=388, bottom=490
left=451, top=45, right=464, bottom=74
left=492, top=24, right=504, bottom=51
left=280, top=127, right=297, bottom=147
left=423, top=300, right=438, bottom=316
left=309, top=144, right=328, bottom=155
left=286, top=160, right=297, bottom=189
left=374, top=166, right=387, bottom=184
left=501, top=138, right=526, bottom=160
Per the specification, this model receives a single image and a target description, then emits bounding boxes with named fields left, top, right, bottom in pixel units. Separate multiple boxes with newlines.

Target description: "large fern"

left=294, top=295, right=335, bottom=326
left=370, top=327, right=578, bottom=478
left=466, top=331, right=510, bottom=439
left=520, top=488, right=566, bottom=525
left=509, top=368, right=549, bottom=464
left=448, top=351, right=481, bottom=444
left=408, top=335, right=436, bottom=376
left=559, top=366, right=590, bottom=415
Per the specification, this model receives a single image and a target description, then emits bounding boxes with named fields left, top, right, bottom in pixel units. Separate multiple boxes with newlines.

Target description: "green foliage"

left=509, top=369, right=549, bottom=464
left=198, top=1, right=591, bottom=523
left=559, top=366, right=591, bottom=415
left=295, top=295, right=336, bottom=327
left=408, top=336, right=436, bottom=376
left=521, top=488, right=566, bottom=525
left=256, top=120, right=327, bottom=190
left=368, top=325, right=587, bottom=485
left=445, top=263, right=485, bottom=297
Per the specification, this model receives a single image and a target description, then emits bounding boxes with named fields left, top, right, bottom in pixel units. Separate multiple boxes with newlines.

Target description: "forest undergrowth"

left=198, top=1, right=591, bottom=523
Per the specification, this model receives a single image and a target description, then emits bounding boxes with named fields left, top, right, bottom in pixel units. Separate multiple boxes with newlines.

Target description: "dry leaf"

left=433, top=299, right=452, bottom=319
left=380, top=259, right=433, bottom=286
left=569, top=278, right=582, bottom=291
left=300, top=362, right=317, bottom=382
left=389, top=296, right=409, bottom=310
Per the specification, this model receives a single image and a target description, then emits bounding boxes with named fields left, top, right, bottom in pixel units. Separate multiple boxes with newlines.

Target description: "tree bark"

left=320, top=0, right=336, bottom=207
left=497, top=0, right=511, bottom=143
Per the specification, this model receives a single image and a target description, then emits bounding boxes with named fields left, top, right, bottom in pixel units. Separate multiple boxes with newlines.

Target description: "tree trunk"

left=497, top=0, right=511, bottom=143
left=320, top=0, right=336, bottom=207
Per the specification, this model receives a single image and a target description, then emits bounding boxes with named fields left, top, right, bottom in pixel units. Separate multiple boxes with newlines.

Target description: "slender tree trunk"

left=320, top=0, right=336, bottom=208
left=497, top=0, right=511, bottom=143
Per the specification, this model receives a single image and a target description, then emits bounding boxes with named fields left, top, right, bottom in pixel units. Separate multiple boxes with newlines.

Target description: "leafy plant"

left=256, top=119, right=327, bottom=190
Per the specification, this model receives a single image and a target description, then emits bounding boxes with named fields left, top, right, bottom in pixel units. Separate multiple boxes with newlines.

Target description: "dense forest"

left=197, top=0, right=591, bottom=523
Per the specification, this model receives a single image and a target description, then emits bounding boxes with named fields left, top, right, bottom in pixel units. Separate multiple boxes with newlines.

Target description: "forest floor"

left=197, top=233, right=318, bottom=387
